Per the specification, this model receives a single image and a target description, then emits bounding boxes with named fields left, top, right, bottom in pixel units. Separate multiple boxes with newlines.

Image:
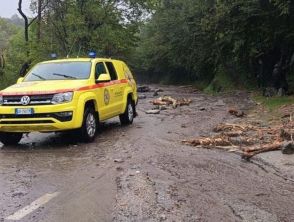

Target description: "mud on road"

left=1, top=85, right=294, bottom=222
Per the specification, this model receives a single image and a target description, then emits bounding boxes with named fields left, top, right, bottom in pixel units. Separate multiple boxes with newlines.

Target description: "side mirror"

left=96, top=73, right=111, bottom=83
left=17, top=77, right=24, bottom=84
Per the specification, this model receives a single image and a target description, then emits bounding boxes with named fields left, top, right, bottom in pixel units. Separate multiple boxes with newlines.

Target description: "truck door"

left=105, top=62, right=123, bottom=114
left=94, top=62, right=114, bottom=120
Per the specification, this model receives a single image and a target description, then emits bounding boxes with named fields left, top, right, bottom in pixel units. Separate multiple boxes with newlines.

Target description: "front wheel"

left=79, top=107, right=98, bottom=142
left=0, top=132, right=23, bottom=146
left=119, top=99, right=135, bottom=125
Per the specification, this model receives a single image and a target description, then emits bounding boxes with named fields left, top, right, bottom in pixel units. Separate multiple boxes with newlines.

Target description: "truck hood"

left=0, top=80, right=90, bottom=95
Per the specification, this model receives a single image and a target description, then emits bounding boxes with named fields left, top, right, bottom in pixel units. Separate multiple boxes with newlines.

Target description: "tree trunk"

left=37, top=0, right=42, bottom=41
left=17, top=0, right=29, bottom=55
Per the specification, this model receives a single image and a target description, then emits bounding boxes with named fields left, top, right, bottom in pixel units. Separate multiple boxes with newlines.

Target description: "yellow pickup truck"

left=0, top=57, right=138, bottom=145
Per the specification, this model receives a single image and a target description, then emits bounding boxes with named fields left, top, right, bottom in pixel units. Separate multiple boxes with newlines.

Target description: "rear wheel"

left=0, top=132, right=23, bottom=146
left=120, top=98, right=135, bottom=125
left=80, top=107, right=98, bottom=142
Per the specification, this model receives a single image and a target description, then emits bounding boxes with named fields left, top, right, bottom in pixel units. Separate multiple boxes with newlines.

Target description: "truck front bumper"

left=0, top=103, right=81, bottom=133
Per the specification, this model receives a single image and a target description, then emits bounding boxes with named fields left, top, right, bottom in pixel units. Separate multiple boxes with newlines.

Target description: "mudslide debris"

left=152, top=96, right=192, bottom=109
left=228, top=108, right=245, bottom=118
left=183, top=113, right=293, bottom=160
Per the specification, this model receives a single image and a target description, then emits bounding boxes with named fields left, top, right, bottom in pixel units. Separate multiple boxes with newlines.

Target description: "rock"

left=215, top=99, right=225, bottom=106
left=138, top=94, right=147, bottom=99
left=159, top=105, right=168, bottom=111
left=116, top=167, right=124, bottom=171
left=199, top=107, right=206, bottom=111
left=153, top=91, right=159, bottom=97
left=146, top=110, right=160, bottom=114
left=228, top=109, right=245, bottom=117
left=137, top=86, right=151, bottom=93
left=277, top=88, right=286, bottom=97
left=114, top=159, right=124, bottom=163
left=155, top=88, right=164, bottom=93
left=282, top=142, right=294, bottom=155
left=160, top=214, right=167, bottom=221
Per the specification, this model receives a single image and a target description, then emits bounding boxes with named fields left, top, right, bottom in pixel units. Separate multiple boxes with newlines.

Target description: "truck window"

left=105, top=62, right=118, bottom=80
left=95, top=62, right=107, bottom=79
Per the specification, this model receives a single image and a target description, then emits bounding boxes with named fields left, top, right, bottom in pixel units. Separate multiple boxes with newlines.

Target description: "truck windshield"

left=24, top=62, right=91, bottom=81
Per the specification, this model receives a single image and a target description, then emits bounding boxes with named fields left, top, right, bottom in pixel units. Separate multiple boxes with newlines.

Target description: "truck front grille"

left=3, top=94, right=54, bottom=106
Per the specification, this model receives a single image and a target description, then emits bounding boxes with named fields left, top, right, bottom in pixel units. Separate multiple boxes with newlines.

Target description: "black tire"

left=119, top=98, right=135, bottom=125
left=79, top=107, right=98, bottom=142
left=0, top=132, right=23, bottom=146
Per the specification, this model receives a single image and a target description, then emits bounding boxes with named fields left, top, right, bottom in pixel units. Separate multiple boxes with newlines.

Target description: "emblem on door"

left=104, top=89, right=110, bottom=105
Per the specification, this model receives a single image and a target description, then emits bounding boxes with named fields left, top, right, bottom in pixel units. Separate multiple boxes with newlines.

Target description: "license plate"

left=15, top=108, right=34, bottom=115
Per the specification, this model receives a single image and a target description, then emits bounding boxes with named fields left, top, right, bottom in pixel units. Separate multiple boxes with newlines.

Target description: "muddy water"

left=0, top=85, right=294, bottom=222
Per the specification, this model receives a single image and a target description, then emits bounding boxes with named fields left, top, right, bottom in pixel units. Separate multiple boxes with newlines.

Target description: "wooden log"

left=242, top=143, right=282, bottom=160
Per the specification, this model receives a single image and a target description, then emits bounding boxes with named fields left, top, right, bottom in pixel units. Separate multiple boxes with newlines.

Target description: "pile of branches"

left=183, top=116, right=293, bottom=160
left=152, top=96, right=192, bottom=109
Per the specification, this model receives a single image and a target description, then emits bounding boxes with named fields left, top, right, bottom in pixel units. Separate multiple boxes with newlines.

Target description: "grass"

left=204, top=67, right=235, bottom=94
left=253, top=94, right=294, bottom=111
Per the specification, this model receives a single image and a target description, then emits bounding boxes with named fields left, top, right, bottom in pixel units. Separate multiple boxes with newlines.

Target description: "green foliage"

left=2, top=0, right=294, bottom=95
left=0, top=18, right=20, bottom=51
left=254, top=94, right=294, bottom=111
left=133, top=0, right=294, bottom=92
left=1, top=0, right=156, bottom=89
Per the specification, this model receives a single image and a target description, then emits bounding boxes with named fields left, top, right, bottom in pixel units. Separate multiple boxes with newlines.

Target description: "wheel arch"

left=121, top=90, right=135, bottom=113
left=76, top=93, right=99, bottom=127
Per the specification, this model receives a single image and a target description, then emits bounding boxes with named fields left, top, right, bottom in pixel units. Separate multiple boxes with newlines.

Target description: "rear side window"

left=95, top=62, right=107, bottom=79
left=123, top=64, right=134, bottom=80
left=105, top=62, right=117, bottom=80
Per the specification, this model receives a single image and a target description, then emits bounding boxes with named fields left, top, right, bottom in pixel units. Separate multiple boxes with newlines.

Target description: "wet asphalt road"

left=1, top=85, right=294, bottom=222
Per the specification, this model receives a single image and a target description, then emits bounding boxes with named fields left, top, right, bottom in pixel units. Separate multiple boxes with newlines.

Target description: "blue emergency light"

left=88, top=51, right=97, bottom=58
left=50, top=53, right=57, bottom=59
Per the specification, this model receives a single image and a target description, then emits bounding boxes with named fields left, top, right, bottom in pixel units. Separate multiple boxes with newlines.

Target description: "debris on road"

left=281, top=142, right=294, bottom=155
left=145, top=109, right=161, bottom=114
left=152, top=96, right=192, bottom=109
left=137, top=86, right=151, bottom=93
left=228, top=108, right=245, bottom=117
left=153, top=88, right=164, bottom=97
left=183, top=112, right=293, bottom=160
left=138, top=95, right=147, bottom=99
left=241, top=143, right=283, bottom=160
left=114, top=159, right=124, bottom=163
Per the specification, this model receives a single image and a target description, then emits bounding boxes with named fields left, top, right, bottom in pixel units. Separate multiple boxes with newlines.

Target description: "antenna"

left=66, top=37, right=78, bottom=58
left=77, top=45, right=82, bottom=58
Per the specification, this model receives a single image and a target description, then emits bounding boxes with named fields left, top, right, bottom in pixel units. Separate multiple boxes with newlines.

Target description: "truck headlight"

left=0, top=96, right=3, bottom=105
left=51, top=92, right=73, bottom=104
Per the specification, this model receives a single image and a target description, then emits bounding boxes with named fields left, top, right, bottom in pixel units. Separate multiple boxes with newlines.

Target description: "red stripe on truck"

left=0, top=79, right=128, bottom=96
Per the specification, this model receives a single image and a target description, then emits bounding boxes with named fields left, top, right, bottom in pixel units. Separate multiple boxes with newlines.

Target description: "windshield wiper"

left=52, top=73, right=77, bottom=79
left=31, top=73, right=46, bottom=80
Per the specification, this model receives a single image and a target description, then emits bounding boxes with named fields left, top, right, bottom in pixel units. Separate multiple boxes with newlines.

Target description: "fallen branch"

left=242, top=143, right=282, bottom=160
left=213, top=123, right=248, bottom=132
left=152, top=96, right=192, bottom=109
left=182, top=136, right=231, bottom=147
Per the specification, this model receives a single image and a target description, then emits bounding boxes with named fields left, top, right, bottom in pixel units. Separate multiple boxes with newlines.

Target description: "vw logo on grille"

left=20, top=96, right=31, bottom=106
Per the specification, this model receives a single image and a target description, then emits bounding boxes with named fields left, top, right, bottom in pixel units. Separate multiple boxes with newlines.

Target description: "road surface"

left=1, top=85, right=294, bottom=222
